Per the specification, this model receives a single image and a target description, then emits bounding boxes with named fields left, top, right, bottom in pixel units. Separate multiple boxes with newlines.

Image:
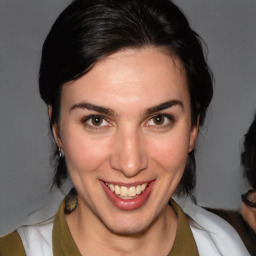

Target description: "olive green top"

left=0, top=198, right=198, bottom=256
left=0, top=230, right=26, bottom=256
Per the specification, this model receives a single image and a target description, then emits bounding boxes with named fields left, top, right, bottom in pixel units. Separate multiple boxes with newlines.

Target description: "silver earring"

left=58, top=148, right=65, bottom=158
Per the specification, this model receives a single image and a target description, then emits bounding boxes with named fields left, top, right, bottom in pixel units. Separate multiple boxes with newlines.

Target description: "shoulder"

left=205, top=208, right=241, bottom=222
left=204, top=208, right=245, bottom=234
left=17, top=217, right=54, bottom=256
left=206, top=208, right=256, bottom=256
left=0, top=230, right=25, bottom=256
left=173, top=195, right=250, bottom=256
left=0, top=217, right=54, bottom=256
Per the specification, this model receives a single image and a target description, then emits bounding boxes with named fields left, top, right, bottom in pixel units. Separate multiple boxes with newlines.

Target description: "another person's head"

left=242, top=113, right=256, bottom=190
left=241, top=113, right=256, bottom=222
left=39, top=0, right=213, bottom=211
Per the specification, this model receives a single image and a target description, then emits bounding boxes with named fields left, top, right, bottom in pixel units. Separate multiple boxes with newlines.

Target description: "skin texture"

left=51, top=47, right=198, bottom=255
left=241, top=190, right=256, bottom=232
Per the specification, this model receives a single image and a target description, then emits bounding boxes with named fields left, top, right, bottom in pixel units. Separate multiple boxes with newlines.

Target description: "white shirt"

left=174, top=195, right=250, bottom=256
left=17, top=195, right=250, bottom=256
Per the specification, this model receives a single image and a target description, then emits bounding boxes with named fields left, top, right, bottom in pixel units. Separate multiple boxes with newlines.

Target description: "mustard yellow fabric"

left=169, top=200, right=199, bottom=256
left=52, top=200, right=81, bottom=256
left=0, top=198, right=198, bottom=256
left=0, top=230, right=25, bottom=256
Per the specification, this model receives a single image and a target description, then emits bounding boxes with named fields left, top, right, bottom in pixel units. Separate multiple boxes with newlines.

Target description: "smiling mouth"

left=104, top=182, right=149, bottom=199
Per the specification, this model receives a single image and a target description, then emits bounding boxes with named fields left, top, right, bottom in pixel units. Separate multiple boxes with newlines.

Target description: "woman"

left=0, top=0, right=250, bottom=255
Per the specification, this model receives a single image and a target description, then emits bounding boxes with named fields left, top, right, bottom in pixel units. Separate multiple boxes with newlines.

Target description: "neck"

left=241, top=203, right=256, bottom=233
left=65, top=202, right=178, bottom=256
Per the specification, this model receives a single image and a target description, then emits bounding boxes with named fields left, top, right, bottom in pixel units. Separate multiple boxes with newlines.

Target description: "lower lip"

left=100, top=181, right=155, bottom=211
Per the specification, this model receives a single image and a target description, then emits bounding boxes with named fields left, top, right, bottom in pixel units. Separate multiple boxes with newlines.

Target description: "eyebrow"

left=70, top=102, right=116, bottom=116
left=70, top=99, right=183, bottom=116
left=145, top=100, right=184, bottom=116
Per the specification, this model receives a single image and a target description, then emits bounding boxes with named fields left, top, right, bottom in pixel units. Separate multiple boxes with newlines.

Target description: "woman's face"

left=53, top=47, right=198, bottom=235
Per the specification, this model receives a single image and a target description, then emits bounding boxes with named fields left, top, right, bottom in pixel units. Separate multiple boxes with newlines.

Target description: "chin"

left=102, top=212, right=156, bottom=237
left=107, top=222, right=150, bottom=237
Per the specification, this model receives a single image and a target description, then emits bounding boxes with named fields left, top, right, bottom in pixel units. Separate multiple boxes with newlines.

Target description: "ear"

left=188, top=115, right=200, bottom=153
left=48, top=105, right=63, bottom=150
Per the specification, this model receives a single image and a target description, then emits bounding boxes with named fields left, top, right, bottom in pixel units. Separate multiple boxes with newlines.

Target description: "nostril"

left=109, top=153, right=148, bottom=176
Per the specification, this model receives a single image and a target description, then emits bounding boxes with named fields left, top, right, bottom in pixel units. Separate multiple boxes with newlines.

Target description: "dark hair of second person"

left=242, top=113, right=256, bottom=190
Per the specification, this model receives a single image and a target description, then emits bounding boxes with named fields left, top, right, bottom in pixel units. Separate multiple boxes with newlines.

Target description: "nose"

left=110, top=129, right=148, bottom=177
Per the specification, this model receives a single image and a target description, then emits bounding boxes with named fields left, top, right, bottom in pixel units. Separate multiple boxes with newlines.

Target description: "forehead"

left=62, top=47, right=189, bottom=111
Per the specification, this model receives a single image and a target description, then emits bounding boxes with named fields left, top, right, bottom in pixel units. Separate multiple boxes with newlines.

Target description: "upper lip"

left=100, top=179, right=155, bottom=187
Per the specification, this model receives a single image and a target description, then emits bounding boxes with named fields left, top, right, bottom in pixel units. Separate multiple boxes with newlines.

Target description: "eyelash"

left=81, top=113, right=175, bottom=130
left=82, top=115, right=111, bottom=129
left=146, top=114, right=175, bottom=129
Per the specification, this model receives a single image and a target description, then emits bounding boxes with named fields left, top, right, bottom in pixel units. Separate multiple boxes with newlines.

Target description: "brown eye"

left=83, top=115, right=111, bottom=130
left=146, top=114, right=174, bottom=129
left=152, top=115, right=165, bottom=125
left=91, top=116, right=103, bottom=126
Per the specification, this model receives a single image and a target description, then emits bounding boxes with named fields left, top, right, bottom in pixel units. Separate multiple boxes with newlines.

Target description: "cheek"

left=62, top=130, right=111, bottom=175
left=148, top=132, right=189, bottom=173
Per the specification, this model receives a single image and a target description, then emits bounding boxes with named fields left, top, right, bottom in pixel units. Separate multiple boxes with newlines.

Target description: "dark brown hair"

left=39, top=0, right=213, bottom=195
left=241, top=113, right=256, bottom=189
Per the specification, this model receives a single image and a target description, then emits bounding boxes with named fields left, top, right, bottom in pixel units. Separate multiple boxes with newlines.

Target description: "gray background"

left=0, top=0, right=255, bottom=235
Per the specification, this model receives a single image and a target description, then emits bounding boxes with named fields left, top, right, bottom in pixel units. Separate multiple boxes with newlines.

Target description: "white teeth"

left=115, top=185, right=120, bottom=195
left=109, top=184, right=115, bottom=192
left=128, top=186, right=136, bottom=197
left=105, top=182, right=148, bottom=198
left=141, top=183, right=147, bottom=190
left=136, top=185, right=142, bottom=195
left=120, top=186, right=128, bottom=196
